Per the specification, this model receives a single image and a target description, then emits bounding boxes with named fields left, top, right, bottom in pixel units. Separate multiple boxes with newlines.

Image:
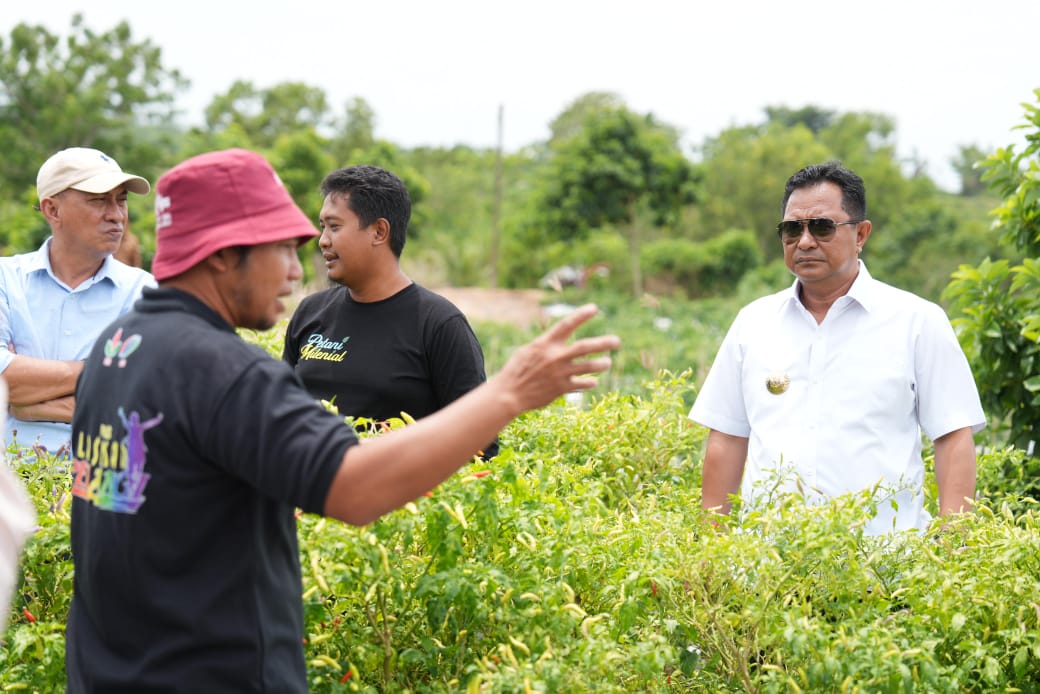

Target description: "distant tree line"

left=0, top=15, right=1019, bottom=305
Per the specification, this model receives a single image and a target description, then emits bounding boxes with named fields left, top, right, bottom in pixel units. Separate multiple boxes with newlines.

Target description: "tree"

left=548, top=91, right=628, bottom=144
left=406, top=145, right=499, bottom=286
left=696, top=109, right=940, bottom=264
left=868, top=198, right=1003, bottom=302
left=944, top=88, right=1040, bottom=452
left=951, top=144, right=989, bottom=196
left=0, top=15, right=186, bottom=193
left=0, top=15, right=186, bottom=253
left=532, top=106, right=698, bottom=296
left=764, top=105, right=836, bottom=134
left=697, top=121, right=829, bottom=257
left=816, top=111, right=938, bottom=232
left=330, top=97, right=377, bottom=165
left=203, top=80, right=332, bottom=148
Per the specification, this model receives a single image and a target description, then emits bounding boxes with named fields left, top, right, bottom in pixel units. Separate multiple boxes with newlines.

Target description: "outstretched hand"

left=494, top=304, right=620, bottom=415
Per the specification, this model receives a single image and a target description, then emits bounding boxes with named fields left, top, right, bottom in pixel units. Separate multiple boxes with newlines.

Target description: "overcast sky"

left=4, top=0, right=1038, bottom=191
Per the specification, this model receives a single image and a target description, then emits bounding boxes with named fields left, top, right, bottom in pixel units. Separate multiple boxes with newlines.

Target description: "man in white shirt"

left=689, top=161, right=985, bottom=534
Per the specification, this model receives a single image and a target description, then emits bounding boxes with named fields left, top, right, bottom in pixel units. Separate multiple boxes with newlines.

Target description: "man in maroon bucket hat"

left=66, top=148, right=619, bottom=692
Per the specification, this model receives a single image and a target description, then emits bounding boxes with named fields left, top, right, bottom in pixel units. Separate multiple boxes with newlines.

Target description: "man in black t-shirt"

left=283, top=165, right=498, bottom=458
left=67, top=148, right=618, bottom=692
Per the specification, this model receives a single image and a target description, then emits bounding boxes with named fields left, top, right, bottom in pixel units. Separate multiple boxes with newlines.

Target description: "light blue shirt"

left=0, top=238, right=155, bottom=457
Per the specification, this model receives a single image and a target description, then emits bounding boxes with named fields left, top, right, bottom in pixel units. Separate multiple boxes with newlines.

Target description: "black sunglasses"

left=776, top=217, right=862, bottom=243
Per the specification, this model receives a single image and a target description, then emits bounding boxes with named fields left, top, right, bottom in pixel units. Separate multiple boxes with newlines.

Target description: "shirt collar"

left=844, top=260, right=877, bottom=312
left=27, top=238, right=54, bottom=274
left=33, top=237, right=122, bottom=288
left=137, top=286, right=237, bottom=334
left=783, top=260, right=878, bottom=314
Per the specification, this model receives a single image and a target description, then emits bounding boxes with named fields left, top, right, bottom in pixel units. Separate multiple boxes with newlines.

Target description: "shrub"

left=944, top=88, right=1040, bottom=452
left=5, top=364, right=1038, bottom=692
left=642, top=230, right=762, bottom=298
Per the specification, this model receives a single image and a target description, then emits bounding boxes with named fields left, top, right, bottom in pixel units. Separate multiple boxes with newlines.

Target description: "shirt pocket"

left=831, top=341, right=914, bottom=424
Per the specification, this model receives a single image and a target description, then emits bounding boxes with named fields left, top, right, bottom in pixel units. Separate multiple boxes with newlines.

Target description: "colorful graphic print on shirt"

left=102, top=327, right=143, bottom=368
left=72, top=407, right=163, bottom=514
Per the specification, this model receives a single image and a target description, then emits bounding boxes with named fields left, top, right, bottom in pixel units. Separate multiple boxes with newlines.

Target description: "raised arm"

left=324, top=304, right=619, bottom=525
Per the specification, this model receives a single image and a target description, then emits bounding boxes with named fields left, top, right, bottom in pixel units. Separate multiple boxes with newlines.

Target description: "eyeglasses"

left=776, top=217, right=862, bottom=243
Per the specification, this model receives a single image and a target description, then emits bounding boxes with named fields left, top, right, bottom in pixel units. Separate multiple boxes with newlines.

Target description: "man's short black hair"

left=782, top=160, right=867, bottom=221
left=320, top=166, right=411, bottom=258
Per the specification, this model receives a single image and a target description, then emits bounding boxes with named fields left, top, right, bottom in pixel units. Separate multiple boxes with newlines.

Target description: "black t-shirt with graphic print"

left=67, top=287, right=356, bottom=693
left=283, top=283, right=497, bottom=458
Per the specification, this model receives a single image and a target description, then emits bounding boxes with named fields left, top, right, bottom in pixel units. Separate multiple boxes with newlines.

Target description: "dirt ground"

left=431, top=287, right=548, bottom=329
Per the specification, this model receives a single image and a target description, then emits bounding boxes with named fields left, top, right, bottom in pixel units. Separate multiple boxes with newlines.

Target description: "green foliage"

left=471, top=289, right=740, bottom=396
left=344, top=140, right=432, bottom=240
left=0, top=17, right=1005, bottom=295
left=733, top=259, right=793, bottom=303
left=0, top=14, right=186, bottom=255
left=7, top=370, right=1040, bottom=691
left=525, top=103, right=699, bottom=295
left=944, top=259, right=1040, bottom=449
left=673, top=495, right=1040, bottom=692
left=330, top=97, right=378, bottom=164
left=535, top=106, right=697, bottom=238
left=695, top=110, right=948, bottom=275
left=975, top=447, right=1040, bottom=515
left=764, top=105, right=836, bottom=134
left=0, top=189, right=49, bottom=256
left=641, top=230, right=762, bottom=298
left=0, top=448, right=73, bottom=690
left=944, top=88, right=1040, bottom=451
left=404, top=145, right=531, bottom=287
left=0, top=14, right=186, bottom=191
left=549, top=92, right=630, bottom=144
left=203, top=80, right=332, bottom=148
left=951, top=144, right=990, bottom=196
left=696, top=121, right=830, bottom=258
left=869, top=195, right=1006, bottom=303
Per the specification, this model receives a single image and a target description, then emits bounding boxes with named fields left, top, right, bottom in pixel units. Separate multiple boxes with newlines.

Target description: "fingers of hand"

left=541, top=303, right=599, bottom=342
left=567, top=355, right=613, bottom=377
left=566, top=335, right=620, bottom=359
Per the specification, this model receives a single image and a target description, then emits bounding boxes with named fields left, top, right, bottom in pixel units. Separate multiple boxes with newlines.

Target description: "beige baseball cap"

left=36, top=147, right=150, bottom=202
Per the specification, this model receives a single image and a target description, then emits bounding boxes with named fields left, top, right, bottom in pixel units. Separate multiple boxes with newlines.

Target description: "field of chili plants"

left=4, top=360, right=1039, bottom=692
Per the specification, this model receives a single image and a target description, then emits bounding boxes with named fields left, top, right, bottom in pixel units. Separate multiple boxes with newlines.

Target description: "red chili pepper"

left=472, top=470, right=492, bottom=478
left=339, top=670, right=352, bottom=683
left=23, top=608, right=36, bottom=623
left=650, top=581, right=658, bottom=597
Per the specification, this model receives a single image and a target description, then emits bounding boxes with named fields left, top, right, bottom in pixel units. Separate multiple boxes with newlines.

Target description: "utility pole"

left=490, top=104, right=503, bottom=287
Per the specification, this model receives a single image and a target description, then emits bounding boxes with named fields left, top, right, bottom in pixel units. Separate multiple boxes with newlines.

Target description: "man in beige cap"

left=0, top=147, right=155, bottom=459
